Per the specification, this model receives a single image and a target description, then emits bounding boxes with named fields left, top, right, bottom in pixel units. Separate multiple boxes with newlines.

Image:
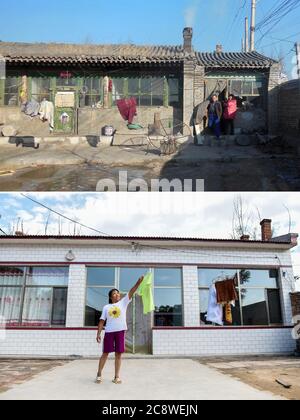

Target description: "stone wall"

left=0, top=105, right=182, bottom=138
left=268, top=63, right=282, bottom=135
left=278, top=79, right=300, bottom=137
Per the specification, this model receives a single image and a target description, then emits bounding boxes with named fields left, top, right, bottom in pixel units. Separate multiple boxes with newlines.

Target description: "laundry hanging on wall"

left=117, top=97, right=138, bottom=125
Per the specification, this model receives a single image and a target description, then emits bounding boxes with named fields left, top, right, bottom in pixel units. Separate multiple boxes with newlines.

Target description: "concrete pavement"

left=0, top=359, right=283, bottom=400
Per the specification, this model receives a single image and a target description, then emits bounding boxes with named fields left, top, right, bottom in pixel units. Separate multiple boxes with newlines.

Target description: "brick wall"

left=268, top=63, right=282, bottom=134
left=153, top=328, right=295, bottom=356
left=278, top=79, right=300, bottom=136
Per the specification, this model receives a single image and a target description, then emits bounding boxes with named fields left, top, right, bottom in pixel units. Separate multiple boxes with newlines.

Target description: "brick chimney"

left=183, top=27, right=193, bottom=53
left=215, top=44, right=223, bottom=53
left=260, top=219, right=272, bottom=241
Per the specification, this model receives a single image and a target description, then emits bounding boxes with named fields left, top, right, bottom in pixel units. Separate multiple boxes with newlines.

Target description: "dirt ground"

left=199, top=356, right=300, bottom=400
left=0, top=359, right=69, bottom=394
left=0, top=156, right=299, bottom=191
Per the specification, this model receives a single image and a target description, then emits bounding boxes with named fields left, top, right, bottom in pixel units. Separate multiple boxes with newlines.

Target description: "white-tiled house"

left=0, top=220, right=298, bottom=357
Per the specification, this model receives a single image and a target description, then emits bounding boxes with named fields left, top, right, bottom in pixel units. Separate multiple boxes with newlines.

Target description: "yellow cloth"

left=137, top=272, right=155, bottom=315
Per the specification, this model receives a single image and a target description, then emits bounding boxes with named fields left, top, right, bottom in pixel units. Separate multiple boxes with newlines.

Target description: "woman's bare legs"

left=97, top=352, right=109, bottom=377
left=115, top=353, right=122, bottom=380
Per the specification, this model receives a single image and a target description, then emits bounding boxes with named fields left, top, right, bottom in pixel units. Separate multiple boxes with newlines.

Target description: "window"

left=4, top=77, right=20, bottom=106
left=56, top=77, right=77, bottom=87
left=198, top=269, right=241, bottom=326
left=168, top=78, right=180, bottom=107
left=198, top=268, right=282, bottom=327
left=112, top=78, right=125, bottom=105
left=80, top=77, right=102, bottom=107
left=229, top=80, right=263, bottom=97
left=119, top=267, right=150, bottom=292
left=154, top=268, right=183, bottom=327
left=111, top=75, right=179, bottom=107
left=31, top=77, right=51, bottom=103
left=240, top=269, right=282, bottom=326
left=85, top=267, right=116, bottom=326
left=0, top=266, right=69, bottom=327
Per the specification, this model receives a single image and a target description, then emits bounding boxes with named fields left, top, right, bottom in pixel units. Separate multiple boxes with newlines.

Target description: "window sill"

left=153, top=325, right=292, bottom=330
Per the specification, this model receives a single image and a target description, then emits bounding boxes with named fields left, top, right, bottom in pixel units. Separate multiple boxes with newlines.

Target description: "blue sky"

left=1, top=0, right=300, bottom=77
left=0, top=192, right=299, bottom=280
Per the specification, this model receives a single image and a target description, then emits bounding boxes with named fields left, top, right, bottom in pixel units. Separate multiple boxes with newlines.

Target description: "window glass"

left=85, top=286, right=112, bottom=326
left=154, top=268, right=182, bottom=287
left=242, top=81, right=253, bottom=95
left=80, top=77, right=102, bottom=107
left=22, top=287, right=52, bottom=327
left=239, top=269, right=278, bottom=288
left=241, top=288, right=268, bottom=325
left=26, top=267, right=69, bottom=286
left=230, top=80, right=242, bottom=96
left=31, top=78, right=51, bottom=102
left=87, top=267, right=115, bottom=286
left=56, top=77, right=77, bottom=87
left=0, top=287, right=22, bottom=326
left=0, top=266, right=25, bottom=286
left=51, top=288, right=68, bottom=326
left=267, top=289, right=282, bottom=324
left=168, top=78, right=180, bottom=107
left=199, top=289, right=241, bottom=326
left=198, top=269, right=237, bottom=288
left=128, top=78, right=139, bottom=94
left=154, top=288, right=182, bottom=327
left=4, top=77, right=19, bottom=106
left=253, top=81, right=263, bottom=95
left=120, top=267, right=150, bottom=292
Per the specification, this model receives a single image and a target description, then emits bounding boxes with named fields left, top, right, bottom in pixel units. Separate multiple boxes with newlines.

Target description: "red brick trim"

left=152, top=326, right=293, bottom=331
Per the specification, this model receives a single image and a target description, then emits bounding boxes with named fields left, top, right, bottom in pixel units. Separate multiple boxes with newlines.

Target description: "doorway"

left=119, top=267, right=152, bottom=354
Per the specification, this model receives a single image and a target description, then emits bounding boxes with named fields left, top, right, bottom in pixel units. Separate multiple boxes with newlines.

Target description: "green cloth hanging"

left=137, top=272, right=155, bottom=315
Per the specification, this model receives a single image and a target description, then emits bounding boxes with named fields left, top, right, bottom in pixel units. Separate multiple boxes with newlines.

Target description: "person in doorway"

left=96, top=276, right=144, bottom=385
left=207, top=94, right=223, bottom=140
left=223, top=94, right=237, bottom=135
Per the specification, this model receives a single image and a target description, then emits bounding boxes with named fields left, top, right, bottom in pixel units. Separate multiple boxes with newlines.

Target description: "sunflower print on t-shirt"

left=109, top=306, right=121, bottom=319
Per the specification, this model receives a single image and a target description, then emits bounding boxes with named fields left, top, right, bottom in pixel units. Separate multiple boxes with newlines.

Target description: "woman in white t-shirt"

left=96, top=276, right=144, bottom=384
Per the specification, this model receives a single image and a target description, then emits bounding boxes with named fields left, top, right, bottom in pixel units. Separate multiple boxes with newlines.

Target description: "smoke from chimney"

left=184, top=1, right=200, bottom=27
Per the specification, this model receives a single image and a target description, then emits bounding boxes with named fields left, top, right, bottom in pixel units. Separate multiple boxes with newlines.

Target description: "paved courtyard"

left=0, top=358, right=284, bottom=400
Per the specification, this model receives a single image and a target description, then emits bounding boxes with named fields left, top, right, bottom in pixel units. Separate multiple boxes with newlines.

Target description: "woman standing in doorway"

left=96, top=276, right=144, bottom=384
left=223, top=94, right=237, bottom=135
left=207, top=94, right=223, bottom=140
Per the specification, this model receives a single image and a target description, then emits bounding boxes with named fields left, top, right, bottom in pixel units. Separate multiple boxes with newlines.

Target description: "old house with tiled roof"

left=0, top=28, right=281, bottom=137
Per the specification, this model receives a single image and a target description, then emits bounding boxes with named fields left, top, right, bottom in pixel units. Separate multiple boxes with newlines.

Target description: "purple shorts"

left=103, top=330, right=126, bottom=354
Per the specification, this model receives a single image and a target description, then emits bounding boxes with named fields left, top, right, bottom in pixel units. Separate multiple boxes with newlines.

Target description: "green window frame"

left=111, top=75, right=179, bottom=108
left=30, top=77, right=51, bottom=103
left=2, top=76, right=21, bottom=106
left=79, top=77, right=103, bottom=108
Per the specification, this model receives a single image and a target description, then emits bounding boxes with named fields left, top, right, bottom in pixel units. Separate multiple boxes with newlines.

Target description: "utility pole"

left=296, top=43, right=300, bottom=79
left=245, top=17, right=249, bottom=53
left=250, top=0, right=256, bottom=52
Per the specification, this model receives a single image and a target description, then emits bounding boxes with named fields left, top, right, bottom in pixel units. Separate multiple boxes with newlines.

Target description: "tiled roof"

left=0, top=42, right=188, bottom=65
left=196, top=51, right=276, bottom=68
left=0, top=41, right=276, bottom=68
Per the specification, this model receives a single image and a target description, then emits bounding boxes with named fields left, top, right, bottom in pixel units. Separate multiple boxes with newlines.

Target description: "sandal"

left=96, top=375, right=102, bottom=384
left=112, top=377, right=122, bottom=384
